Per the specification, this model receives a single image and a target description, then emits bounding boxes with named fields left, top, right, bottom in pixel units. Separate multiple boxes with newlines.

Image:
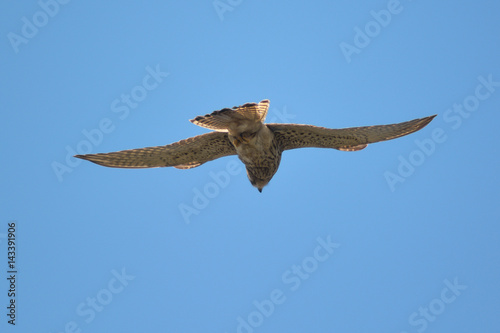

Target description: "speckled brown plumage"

left=75, top=99, right=436, bottom=192
left=74, top=131, right=236, bottom=169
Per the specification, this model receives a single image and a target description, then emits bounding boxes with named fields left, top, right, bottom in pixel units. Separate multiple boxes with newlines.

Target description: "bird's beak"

left=258, top=188, right=263, bottom=193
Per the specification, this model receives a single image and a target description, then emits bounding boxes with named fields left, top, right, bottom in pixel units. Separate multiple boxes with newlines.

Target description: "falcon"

left=75, top=100, right=436, bottom=192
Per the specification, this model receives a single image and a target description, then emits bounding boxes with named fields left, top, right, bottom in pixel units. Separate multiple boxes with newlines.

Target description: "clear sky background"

left=2, top=1, right=499, bottom=332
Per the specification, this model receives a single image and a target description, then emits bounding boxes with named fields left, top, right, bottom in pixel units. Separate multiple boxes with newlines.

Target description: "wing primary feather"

left=74, top=131, right=236, bottom=169
left=268, top=115, right=436, bottom=151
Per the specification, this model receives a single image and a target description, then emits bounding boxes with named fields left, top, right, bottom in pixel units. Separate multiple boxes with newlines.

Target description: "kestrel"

left=75, top=100, right=435, bottom=192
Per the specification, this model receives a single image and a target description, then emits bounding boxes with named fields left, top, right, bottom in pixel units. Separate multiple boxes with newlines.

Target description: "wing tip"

left=74, top=153, right=111, bottom=167
left=418, top=114, right=437, bottom=129
left=74, top=154, right=94, bottom=162
left=74, top=154, right=102, bottom=163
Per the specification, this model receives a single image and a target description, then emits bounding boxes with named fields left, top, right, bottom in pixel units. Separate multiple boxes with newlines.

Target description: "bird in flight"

left=75, top=100, right=435, bottom=192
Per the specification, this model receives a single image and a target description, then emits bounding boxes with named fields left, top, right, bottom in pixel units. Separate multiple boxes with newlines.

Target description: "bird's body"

left=75, top=99, right=436, bottom=192
left=230, top=125, right=282, bottom=191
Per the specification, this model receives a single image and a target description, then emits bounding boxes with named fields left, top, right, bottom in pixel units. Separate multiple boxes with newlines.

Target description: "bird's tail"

left=190, top=99, right=270, bottom=132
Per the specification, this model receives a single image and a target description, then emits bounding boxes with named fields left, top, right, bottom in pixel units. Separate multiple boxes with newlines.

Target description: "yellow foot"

left=240, top=132, right=256, bottom=144
left=230, top=137, right=241, bottom=147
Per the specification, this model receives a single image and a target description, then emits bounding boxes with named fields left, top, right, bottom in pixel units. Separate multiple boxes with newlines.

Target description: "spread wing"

left=74, top=131, right=236, bottom=169
left=268, top=115, right=436, bottom=152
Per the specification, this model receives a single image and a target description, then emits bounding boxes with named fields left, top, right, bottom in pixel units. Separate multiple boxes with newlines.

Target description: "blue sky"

left=2, top=1, right=500, bottom=332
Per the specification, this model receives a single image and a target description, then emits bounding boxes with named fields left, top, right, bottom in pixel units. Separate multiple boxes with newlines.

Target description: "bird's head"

left=246, top=169, right=273, bottom=193
left=250, top=178, right=269, bottom=193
